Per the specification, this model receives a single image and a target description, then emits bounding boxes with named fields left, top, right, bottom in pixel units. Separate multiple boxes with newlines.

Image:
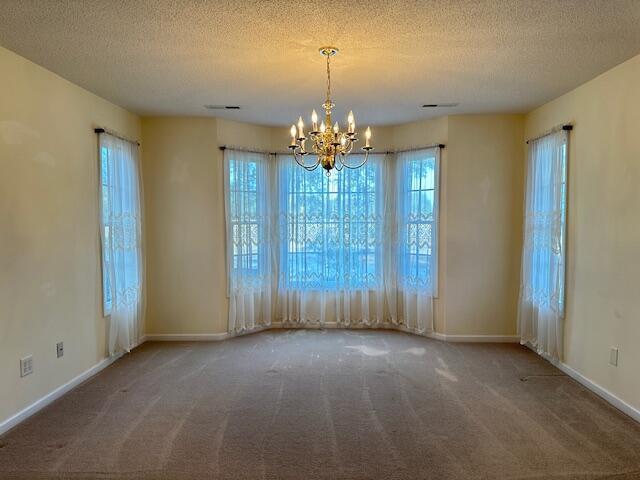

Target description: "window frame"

left=224, top=150, right=271, bottom=296
left=278, top=154, right=384, bottom=291
left=397, top=148, right=440, bottom=296
left=99, top=145, right=113, bottom=317
left=525, top=134, right=568, bottom=316
left=229, top=171, right=264, bottom=278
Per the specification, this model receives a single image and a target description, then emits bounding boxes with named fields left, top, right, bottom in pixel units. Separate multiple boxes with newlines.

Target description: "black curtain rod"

left=94, top=127, right=140, bottom=146
left=219, top=145, right=280, bottom=155
left=220, top=144, right=445, bottom=155
left=526, top=124, right=573, bottom=144
left=384, top=144, right=445, bottom=154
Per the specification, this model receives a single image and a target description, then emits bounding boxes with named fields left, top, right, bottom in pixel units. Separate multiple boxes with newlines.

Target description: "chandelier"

left=288, top=46, right=373, bottom=175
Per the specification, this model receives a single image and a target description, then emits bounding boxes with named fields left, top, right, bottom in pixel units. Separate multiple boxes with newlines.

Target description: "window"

left=100, top=145, right=113, bottom=315
left=224, top=148, right=441, bottom=331
left=517, top=128, right=569, bottom=359
left=224, top=150, right=271, bottom=290
left=98, top=132, right=143, bottom=355
left=278, top=154, right=383, bottom=289
left=558, top=141, right=568, bottom=313
left=228, top=158, right=260, bottom=276
left=397, top=148, right=439, bottom=293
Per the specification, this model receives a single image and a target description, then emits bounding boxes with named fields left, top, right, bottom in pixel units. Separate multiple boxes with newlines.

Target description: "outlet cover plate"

left=20, top=355, right=33, bottom=377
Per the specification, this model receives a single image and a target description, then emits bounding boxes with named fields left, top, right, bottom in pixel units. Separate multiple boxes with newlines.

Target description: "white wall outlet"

left=20, top=355, right=33, bottom=377
left=56, top=342, right=64, bottom=358
left=609, top=347, right=619, bottom=366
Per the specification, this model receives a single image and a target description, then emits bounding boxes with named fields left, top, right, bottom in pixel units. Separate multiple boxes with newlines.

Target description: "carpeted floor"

left=0, top=329, right=639, bottom=480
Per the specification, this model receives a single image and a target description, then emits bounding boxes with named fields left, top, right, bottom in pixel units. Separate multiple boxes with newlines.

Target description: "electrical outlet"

left=20, top=356, right=33, bottom=377
left=609, top=347, right=619, bottom=366
left=56, top=342, right=64, bottom=358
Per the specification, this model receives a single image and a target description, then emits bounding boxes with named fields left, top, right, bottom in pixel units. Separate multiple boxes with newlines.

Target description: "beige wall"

left=444, top=115, right=524, bottom=335
left=142, top=117, right=226, bottom=334
left=525, top=53, right=640, bottom=411
left=0, top=46, right=140, bottom=424
left=141, top=117, right=280, bottom=335
left=142, top=114, right=523, bottom=338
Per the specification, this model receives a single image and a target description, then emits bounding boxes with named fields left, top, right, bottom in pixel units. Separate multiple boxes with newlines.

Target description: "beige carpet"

left=0, top=329, right=639, bottom=480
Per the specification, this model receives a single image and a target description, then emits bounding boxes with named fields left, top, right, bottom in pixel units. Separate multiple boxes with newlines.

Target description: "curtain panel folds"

left=517, top=129, right=568, bottom=359
left=223, top=148, right=439, bottom=334
left=99, top=133, right=145, bottom=355
left=223, top=150, right=275, bottom=333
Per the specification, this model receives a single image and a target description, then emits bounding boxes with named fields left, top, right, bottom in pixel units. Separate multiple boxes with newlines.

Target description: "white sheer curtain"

left=223, top=149, right=274, bottom=333
left=271, top=150, right=439, bottom=332
left=99, top=133, right=144, bottom=355
left=392, top=148, right=439, bottom=333
left=223, top=149, right=440, bottom=333
left=518, top=130, right=568, bottom=359
left=275, top=153, right=388, bottom=326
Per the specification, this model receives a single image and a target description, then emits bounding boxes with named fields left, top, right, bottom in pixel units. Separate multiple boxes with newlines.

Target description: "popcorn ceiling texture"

left=0, top=0, right=639, bottom=126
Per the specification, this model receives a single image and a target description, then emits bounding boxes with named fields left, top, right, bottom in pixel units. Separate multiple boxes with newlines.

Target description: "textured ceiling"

left=1, top=0, right=639, bottom=126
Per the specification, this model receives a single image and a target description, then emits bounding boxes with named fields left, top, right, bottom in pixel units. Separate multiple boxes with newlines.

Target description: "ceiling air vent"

left=204, top=105, right=241, bottom=110
left=422, top=103, right=459, bottom=108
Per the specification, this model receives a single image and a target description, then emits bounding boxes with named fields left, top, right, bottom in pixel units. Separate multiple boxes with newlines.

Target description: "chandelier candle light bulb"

left=288, top=46, right=373, bottom=175
left=348, top=110, right=355, bottom=134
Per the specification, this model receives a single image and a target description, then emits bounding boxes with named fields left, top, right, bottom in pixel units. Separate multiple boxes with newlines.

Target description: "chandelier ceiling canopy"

left=289, top=47, right=373, bottom=175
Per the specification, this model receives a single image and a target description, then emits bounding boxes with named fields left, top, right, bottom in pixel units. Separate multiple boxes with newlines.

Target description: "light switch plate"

left=56, top=342, right=64, bottom=358
left=609, top=347, right=619, bottom=366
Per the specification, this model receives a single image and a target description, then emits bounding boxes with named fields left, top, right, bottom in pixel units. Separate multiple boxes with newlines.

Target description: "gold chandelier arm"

left=338, top=149, right=370, bottom=169
left=292, top=148, right=321, bottom=171
left=341, top=136, right=355, bottom=155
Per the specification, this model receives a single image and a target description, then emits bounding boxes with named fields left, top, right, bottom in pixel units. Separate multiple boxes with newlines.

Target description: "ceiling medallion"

left=289, top=46, right=373, bottom=175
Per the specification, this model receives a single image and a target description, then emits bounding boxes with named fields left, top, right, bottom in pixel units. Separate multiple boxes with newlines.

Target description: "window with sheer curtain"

left=278, top=154, right=383, bottom=290
left=99, top=133, right=144, bottom=355
left=224, top=150, right=273, bottom=333
left=518, top=129, right=568, bottom=360
left=223, top=148, right=440, bottom=332
left=227, top=155, right=261, bottom=277
left=100, top=146, right=114, bottom=315
left=397, top=148, right=439, bottom=293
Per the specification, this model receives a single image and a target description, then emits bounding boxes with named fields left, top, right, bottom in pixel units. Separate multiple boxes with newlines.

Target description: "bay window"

left=224, top=147, right=440, bottom=332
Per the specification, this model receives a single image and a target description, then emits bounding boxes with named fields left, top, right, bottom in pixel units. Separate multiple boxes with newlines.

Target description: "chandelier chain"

left=326, top=53, right=331, bottom=108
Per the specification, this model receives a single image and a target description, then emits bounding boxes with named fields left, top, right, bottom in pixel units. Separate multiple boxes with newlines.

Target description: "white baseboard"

left=144, top=333, right=231, bottom=342
left=144, top=323, right=519, bottom=344
left=429, top=333, right=520, bottom=343
left=268, top=321, right=520, bottom=343
left=143, top=325, right=274, bottom=342
left=522, top=343, right=640, bottom=424
left=0, top=352, right=124, bottom=436
left=549, top=357, right=640, bottom=423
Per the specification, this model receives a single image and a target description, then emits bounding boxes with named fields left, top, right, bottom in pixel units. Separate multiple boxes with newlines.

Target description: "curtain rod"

left=219, top=145, right=283, bottom=155
left=383, top=143, right=445, bottom=154
left=94, top=127, right=140, bottom=146
left=220, top=143, right=445, bottom=156
left=525, top=124, right=573, bottom=144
